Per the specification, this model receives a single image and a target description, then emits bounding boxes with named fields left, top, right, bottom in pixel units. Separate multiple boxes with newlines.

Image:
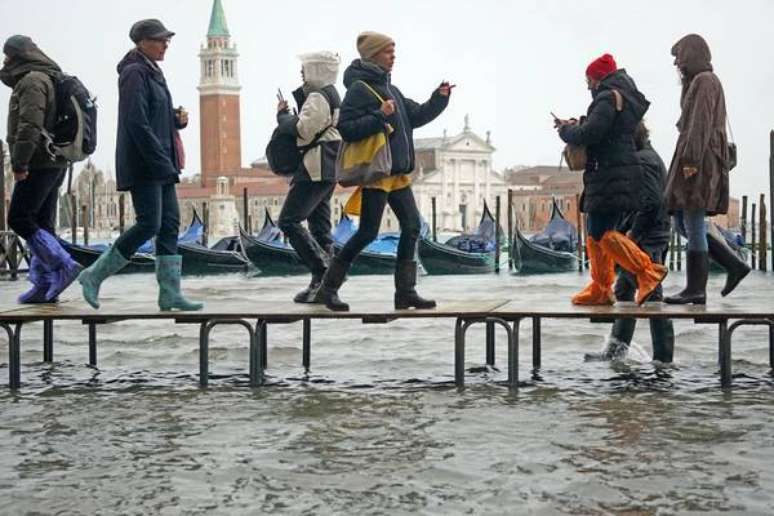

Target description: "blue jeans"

left=114, top=182, right=180, bottom=258
left=673, top=209, right=707, bottom=252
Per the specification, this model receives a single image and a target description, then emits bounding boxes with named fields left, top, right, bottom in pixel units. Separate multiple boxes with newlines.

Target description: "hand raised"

left=381, top=99, right=396, bottom=116
left=277, top=100, right=289, bottom=113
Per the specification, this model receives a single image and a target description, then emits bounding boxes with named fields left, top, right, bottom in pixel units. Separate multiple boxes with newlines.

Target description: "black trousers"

left=611, top=245, right=675, bottom=362
left=7, top=167, right=66, bottom=239
left=337, top=185, right=420, bottom=264
left=278, top=180, right=335, bottom=275
left=114, top=181, right=180, bottom=258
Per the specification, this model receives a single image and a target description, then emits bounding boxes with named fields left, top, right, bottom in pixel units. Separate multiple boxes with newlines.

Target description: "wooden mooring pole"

left=81, top=205, right=89, bottom=246
left=759, top=194, right=767, bottom=272
left=770, top=131, right=774, bottom=271
left=69, top=193, right=77, bottom=245
left=752, top=202, right=758, bottom=270
left=242, top=187, right=249, bottom=233
left=0, top=140, right=6, bottom=232
left=575, top=193, right=583, bottom=272
left=202, top=202, right=209, bottom=248
left=741, top=195, right=748, bottom=247
left=118, top=193, right=125, bottom=233
left=507, top=189, right=513, bottom=271
left=431, top=196, right=437, bottom=242
left=495, top=196, right=501, bottom=274
left=669, top=229, right=676, bottom=271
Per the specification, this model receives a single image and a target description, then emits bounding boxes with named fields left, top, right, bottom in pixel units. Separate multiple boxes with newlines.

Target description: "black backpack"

left=265, top=88, right=335, bottom=177
left=45, top=74, right=98, bottom=163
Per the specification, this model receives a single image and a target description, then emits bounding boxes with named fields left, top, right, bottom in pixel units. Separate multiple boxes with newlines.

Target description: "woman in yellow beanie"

left=317, top=31, right=453, bottom=311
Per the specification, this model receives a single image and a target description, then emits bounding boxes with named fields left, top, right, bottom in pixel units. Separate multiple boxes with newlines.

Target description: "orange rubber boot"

left=600, top=231, right=668, bottom=305
left=571, top=238, right=615, bottom=305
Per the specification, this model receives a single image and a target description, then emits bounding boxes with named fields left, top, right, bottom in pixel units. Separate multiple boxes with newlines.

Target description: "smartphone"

left=276, top=88, right=285, bottom=102
left=550, top=111, right=560, bottom=121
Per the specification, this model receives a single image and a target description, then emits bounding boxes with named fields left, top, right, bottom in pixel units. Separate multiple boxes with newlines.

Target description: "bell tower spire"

left=198, top=0, right=242, bottom=185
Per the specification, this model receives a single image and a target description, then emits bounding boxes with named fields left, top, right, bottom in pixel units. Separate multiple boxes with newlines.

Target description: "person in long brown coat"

left=664, top=34, right=747, bottom=304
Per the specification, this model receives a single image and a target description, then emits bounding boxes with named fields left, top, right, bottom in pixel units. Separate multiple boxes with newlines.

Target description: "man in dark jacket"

left=556, top=54, right=667, bottom=306
left=1, top=35, right=81, bottom=303
left=317, top=31, right=452, bottom=311
left=586, top=123, right=675, bottom=363
left=78, top=19, right=201, bottom=311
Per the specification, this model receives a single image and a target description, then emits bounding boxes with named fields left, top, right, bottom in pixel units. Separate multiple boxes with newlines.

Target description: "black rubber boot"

left=707, top=232, right=751, bottom=297
left=394, top=260, right=436, bottom=310
left=650, top=318, right=675, bottom=363
left=664, top=251, right=709, bottom=305
left=317, top=257, right=350, bottom=312
left=293, top=271, right=324, bottom=304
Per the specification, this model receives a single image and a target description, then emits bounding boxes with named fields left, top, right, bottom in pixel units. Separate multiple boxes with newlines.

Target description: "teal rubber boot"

left=156, top=255, right=203, bottom=311
left=78, top=246, right=130, bottom=309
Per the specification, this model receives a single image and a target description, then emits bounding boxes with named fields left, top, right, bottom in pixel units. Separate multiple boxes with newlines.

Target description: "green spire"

left=207, top=0, right=230, bottom=38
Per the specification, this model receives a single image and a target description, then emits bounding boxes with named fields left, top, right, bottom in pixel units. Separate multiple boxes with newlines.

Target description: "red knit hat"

left=586, top=53, right=617, bottom=81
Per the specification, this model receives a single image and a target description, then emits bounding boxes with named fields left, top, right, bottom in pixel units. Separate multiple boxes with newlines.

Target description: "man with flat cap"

left=1, top=35, right=82, bottom=304
left=78, top=19, right=202, bottom=311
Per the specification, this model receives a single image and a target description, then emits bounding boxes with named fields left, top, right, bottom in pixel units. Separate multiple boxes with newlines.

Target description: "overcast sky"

left=1, top=0, right=772, bottom=203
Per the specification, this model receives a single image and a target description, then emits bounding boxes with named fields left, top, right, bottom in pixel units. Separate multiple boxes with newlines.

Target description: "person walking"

left=664, top=34, right=745, bottom=305
left=317, top=31, right=452, bottom=312
left=585, top=123, right=675, bottom=363
left=1, top=35, right=81, bottom=304
left=556, top=53, right=667, bottom=306
left=78, top=19, right=201, bottom=311
left=276, top=51, right=342, bottom=304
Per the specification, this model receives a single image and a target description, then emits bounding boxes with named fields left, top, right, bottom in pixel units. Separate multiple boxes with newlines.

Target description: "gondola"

left=178, top=241, right=250, bottom=275
left=59, top=239, right=155, bottom=274
left=418, top=203, right=500, bottom=275
left=709, top=223, right=749, bottom=273
left=332, top=213, right=397, bottom=275
left=511, top=199, right=579, bottom=274
left=240, top=209, right=397, bottom=275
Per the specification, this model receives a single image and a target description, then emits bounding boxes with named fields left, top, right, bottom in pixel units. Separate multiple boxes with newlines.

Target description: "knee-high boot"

left=707, top=232, right=751, bottom=297
left=316, top=256, right=350, bottom=311
left=664, top=251, right=708, bottom=305
left=599, top=231, right=668, bottom=305
left=394, top=260, right=436, bottom=310
left=572, top=238, right=616, bottom=305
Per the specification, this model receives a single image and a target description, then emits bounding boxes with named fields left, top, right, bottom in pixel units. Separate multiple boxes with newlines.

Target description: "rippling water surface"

left=2, top=269, right=774, bottom=514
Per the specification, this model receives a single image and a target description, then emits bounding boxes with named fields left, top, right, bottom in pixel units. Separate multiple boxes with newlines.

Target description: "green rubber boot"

left=156, top=255, right=203, bottom=311
left=78, top=245, right=130, bottom=309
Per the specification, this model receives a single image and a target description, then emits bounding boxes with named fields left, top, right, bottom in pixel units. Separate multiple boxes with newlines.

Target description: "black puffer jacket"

left=616, top=142, right=671, bottom=248
left=560, top=70, right=649, bottom=214
left=338, top=59, right=448, bottom=175
left=115, top=49, right=183, bottom=191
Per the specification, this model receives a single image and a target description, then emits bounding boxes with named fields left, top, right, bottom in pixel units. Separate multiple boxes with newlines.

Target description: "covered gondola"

left=418, top=203, right=500, bottom=275
left=511, top=199, right=579, bottom=274
left=332, top=213, right=397, bottom=275
left=59, top=239, right=155, bottom=274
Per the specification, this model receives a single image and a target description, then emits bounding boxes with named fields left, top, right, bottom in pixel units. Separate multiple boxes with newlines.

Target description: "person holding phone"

left=556, top=53, right=667, bottom=306
left=316, top=31, right=453, bottom=311
left=275, top=51, right=342, bottom=304
left=78, top=19, right=202, bottom=311
left=663, top=34, right=740, bottom=304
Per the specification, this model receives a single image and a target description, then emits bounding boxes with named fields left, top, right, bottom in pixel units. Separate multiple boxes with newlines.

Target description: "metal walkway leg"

left=199, top=319, right=262, bottom=388
left=88, top=323, right=97, bottom=366
left=719, top=320, right=731, bottom=389
left=454, top=318, right=465, bottom=389
left=2, top=323, right=22, bottom=389
left=509, top=318, right=521, bottom=391
left=486, top=320, right=495, bottom=366
left=199, top=322, right=209, bottom=387
left=302, top=319, right=311, bottom=372
left=532, top=317, right=541, bottom=370
left=43, top=320, right=53, bottom=363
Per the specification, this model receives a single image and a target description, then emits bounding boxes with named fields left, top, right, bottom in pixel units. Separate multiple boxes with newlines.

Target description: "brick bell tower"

left=198, top=0, right=241, bottom=186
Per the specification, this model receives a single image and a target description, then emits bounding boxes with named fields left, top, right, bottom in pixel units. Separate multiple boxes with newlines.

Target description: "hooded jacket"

left=616, top=142, right=671, bottom=248
left=559, top=69, right=650, bottom=214
left=664, top=34, right=729, bottom=216
left=0, top=38, right=64, bottom=172
left=276, top=55, right=341, bottom=182
left=337, top=59, right=448, bottom=175
left=115, top=49, right=183, bottom=191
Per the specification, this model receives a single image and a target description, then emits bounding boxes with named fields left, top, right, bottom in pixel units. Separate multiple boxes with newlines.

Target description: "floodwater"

left=1, top=268, right=774, bottom=515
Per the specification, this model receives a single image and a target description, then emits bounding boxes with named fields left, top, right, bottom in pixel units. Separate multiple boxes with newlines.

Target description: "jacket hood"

left=300, top=51, right=339, bottom=91
left=671, top=34, right=712, bottom=79
left=0, top=37, right=60, bottom=88
left=117, top=48, right=162, bottom=77
left=342, top=58, right=389, bottom=89
left=598, top=69, right=650, bottom=120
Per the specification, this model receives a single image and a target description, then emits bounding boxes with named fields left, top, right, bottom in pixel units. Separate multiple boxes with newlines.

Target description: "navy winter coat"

left=559, top=70, right=649, bottom=214
left=115, top=49, right=183, bottom=191
left=338, top=59, right=448, bottom=175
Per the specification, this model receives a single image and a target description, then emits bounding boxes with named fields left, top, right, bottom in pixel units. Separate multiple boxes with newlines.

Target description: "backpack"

left=45, top=74, right=98, bottom=163
left=265, top=88, right=335, bottom=177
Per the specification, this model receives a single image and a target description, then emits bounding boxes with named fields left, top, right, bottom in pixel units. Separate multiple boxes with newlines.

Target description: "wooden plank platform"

left=0, top=298, right=772, bottom=391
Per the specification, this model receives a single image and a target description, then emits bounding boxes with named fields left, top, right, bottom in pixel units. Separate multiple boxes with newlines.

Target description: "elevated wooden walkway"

left=1, top=299, right=772, bottom=390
